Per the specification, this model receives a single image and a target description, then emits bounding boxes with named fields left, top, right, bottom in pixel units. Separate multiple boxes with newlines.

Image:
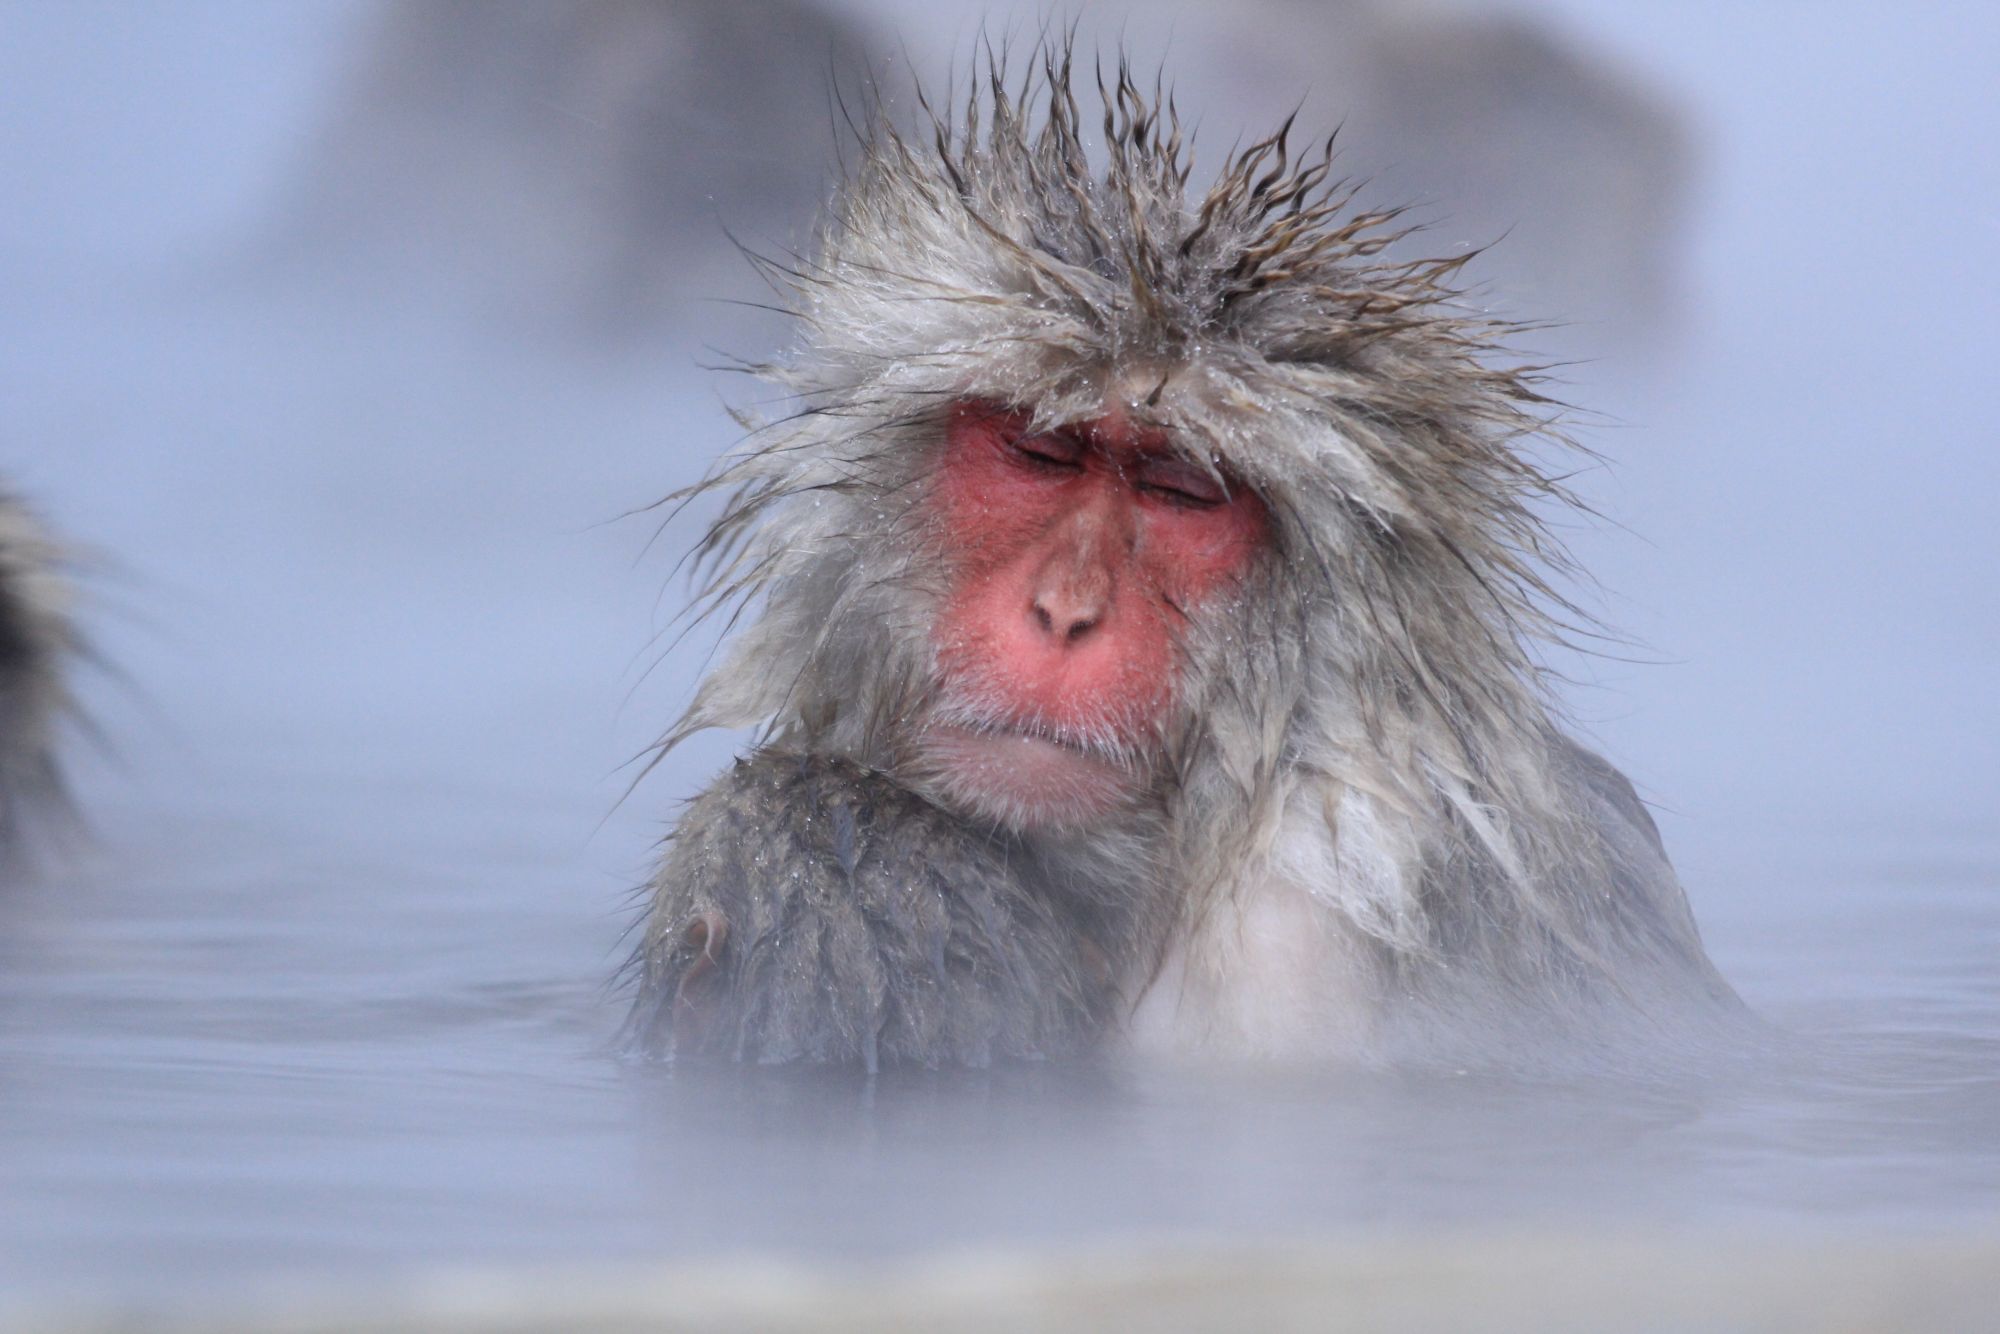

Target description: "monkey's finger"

left=670, top=910, right=730, bottom=1052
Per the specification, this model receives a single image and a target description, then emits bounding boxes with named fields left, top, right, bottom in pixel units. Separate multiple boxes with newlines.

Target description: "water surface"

left=2, top=759, right=1995, bottom=1304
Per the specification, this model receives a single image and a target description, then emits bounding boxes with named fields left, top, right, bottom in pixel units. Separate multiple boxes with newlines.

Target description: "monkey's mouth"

left=914, top=721, right=1143, bottom=832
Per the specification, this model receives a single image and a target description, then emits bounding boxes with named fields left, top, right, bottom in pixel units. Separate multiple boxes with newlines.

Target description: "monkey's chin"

left=916, top=725, right=1141, bottom=833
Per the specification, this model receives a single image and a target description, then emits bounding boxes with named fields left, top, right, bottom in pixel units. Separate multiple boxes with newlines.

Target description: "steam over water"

left=4, top=777, right=1995, bottom=1295
left=1, top=0, right=1996, bottom=1307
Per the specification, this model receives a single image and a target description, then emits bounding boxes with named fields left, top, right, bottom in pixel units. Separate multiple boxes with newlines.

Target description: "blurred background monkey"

left=0, top=493, right=76, bottom=864
left=628, top=46, right=1741, bottom=1069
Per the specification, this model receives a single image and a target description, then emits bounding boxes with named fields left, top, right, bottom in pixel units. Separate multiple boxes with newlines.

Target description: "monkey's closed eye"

left=1010, top=433, right=1085, bottom=470
left=1136, top=458, right=1228, bottom=509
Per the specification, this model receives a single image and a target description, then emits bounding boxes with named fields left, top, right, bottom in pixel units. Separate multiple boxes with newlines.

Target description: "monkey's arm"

left=625, top=750, right=1109, bottom=1069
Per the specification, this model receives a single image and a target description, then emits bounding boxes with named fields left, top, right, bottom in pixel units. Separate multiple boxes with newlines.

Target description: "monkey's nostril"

left=1032, top=594, right=1101, bottom=643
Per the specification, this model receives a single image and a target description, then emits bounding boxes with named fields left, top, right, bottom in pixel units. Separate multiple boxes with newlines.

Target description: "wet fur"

left=629, top=44, right=1740, bottom=1065
left=629, top=751, right=1117, bottom=1070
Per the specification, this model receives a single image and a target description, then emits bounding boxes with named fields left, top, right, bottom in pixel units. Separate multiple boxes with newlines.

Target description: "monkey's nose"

left=1031, top=588, right=1105, bottom=643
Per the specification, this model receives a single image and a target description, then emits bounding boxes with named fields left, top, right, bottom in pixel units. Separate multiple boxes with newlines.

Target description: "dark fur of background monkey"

left=0, top=494, right=76, bottom=861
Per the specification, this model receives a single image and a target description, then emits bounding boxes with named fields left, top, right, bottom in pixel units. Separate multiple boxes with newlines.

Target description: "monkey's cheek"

left=915, top=726, right=1142, bottom=832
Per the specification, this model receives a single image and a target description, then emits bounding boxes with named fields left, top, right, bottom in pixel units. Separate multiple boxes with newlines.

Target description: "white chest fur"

left=1123, top=784, right=1422, bottom=1058
left=1126, top=873, right=1371, bottom=1057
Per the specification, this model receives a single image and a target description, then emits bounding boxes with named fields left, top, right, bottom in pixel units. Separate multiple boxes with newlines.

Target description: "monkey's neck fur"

left=660, top=47, right=1736, bottom=1058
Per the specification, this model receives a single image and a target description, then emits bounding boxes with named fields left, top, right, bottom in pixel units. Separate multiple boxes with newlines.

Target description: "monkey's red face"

left=918, top=401, right=1268, bottom=830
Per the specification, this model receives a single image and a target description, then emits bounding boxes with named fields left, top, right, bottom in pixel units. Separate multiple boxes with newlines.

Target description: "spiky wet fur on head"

left=660, top=44, right=1730, bottom=1037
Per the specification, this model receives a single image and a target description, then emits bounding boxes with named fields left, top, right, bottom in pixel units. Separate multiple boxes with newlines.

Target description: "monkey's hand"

left=625, top=750, right=1108, bottom=1070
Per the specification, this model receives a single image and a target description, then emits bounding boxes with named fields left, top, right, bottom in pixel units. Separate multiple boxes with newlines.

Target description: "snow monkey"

left=626, top=49, right=1740, bottom=1069
left=0, top=492, right=76, bottom=862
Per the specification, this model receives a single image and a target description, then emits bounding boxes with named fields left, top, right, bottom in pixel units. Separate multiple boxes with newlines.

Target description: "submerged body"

left=629, top=49, right=1739, bottom=1067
